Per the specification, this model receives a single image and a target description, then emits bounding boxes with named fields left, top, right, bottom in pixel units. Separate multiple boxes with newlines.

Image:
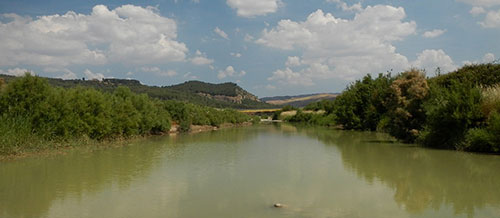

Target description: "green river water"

left=1, top=124, right=500, bottom=218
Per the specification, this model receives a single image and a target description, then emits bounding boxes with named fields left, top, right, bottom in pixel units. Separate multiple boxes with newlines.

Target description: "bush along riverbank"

left=0, top=74, right=258, bottom=156
left=282, top=63, right=500, bottom=153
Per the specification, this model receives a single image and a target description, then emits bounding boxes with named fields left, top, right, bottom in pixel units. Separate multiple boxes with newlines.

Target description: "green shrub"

left=464, top=112, right=500, bottom=152
left=334, top=73, right=392, bottom=131
left=419, top=80, right=484, bottom=149
left=383, top=69, right=429, bottom=142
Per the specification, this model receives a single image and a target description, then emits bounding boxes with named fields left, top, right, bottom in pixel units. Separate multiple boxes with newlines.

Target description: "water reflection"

left=1, top=125, right=500, bottom=218
left=297, top=125, right=500, bottom=217
left=0, top=128, right=257, bottom=218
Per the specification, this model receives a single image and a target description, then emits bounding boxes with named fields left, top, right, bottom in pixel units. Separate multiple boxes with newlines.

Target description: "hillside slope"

left=262, top=93, right=338, bottom=108
left=0, top=74, right=274, bottom=109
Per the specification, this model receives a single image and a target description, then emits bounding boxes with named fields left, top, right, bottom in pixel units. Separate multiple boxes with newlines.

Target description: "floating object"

left=273, top=203, right=284, bottom=208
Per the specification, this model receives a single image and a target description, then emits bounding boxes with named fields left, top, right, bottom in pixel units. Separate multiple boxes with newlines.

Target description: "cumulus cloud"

left=244, top=34, right=255, bottom=42
left=44, top=67, right=78, bottom=80
left=268, top=67, right=314, bottom=86
left=411, top=49, right=457, bottom=73
left=183, top=72, right=198, bottom=80
left=457, top=0, right=500, bottom=7
left=482, top=52, right=496, bottom=62
left=0, top=5, right=188, bottom=68
left=84, top=69, right=105, bottom=81
left=190, top=50, right=214, bottom=65
left=226, top=0, right=282, bottom=17
left=480, top=9, right=500, bottom=28
left=141, top=67, right=177, bottom=77
left=470, top=6, right=487, bottom=15
left=257, top=6, right=417, bottom=85
left=0, top=67, right=31, bottom=76
left=463, top=52, right=497, bottom=65
left=214, top=27, right=229, bottom=39
left=326, top=0, right=363, bottom=12
left=285, top=56, right=301, bottom=67
left=458, top=0, right=500, bottom=27
left=58, top=71, right=78, bottom=80
left=217, top=66, right=246, bottom=79
left=230, top=52, right=242, bottom=57
left=422, top=29, right=446, bottom=38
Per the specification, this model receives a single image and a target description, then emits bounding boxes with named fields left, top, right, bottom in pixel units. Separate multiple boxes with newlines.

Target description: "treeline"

left=0, top=74, right=274, bottom=109
left=0, top=74, right=256, bottom=155
left=285, top=63, right=500, bottom=153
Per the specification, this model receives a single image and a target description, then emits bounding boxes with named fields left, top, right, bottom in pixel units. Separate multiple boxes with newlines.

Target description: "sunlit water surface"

left=1, top=124, right=500, bottom=218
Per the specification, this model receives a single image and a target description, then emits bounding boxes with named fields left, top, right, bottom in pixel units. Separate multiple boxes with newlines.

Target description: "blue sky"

left=0, top=0, right=499, bottom=97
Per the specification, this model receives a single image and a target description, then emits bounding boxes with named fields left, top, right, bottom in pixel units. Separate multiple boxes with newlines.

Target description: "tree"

left=383, top=69, right=429, bottom=142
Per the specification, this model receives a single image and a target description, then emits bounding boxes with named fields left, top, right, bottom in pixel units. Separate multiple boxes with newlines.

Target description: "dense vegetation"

left=0, top=74, right=256, bottom=155
left=0, top=75, right=275, bottom=109
left=284, top=63, right=500, bottom=153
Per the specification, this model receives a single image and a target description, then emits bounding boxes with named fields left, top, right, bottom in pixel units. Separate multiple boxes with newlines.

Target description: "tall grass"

left=0, top=116, right=45, bottom=155
left=481, top=84, right=500, bottom=118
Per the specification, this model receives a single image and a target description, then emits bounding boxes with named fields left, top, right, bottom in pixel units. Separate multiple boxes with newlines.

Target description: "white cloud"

left=214, top=27, right=229, bottom=39
left=190, top=50, right=214, bottom=65
left=422, top=29, right=446, bottom=38
left=0, top=5, right=188, bottom=68
left=268, top=67, right=314, bottom=86
left=44, top=67, right=78, bottom=80
left=58, top=71, right=78, bottom=80
left=183, top=72, right=198, bottom=79
left=244, top=34, right=255, bottom=42
left=141, top=66, right=177, bottom=77
left=226, top=0, right=282, bottom=17
left=0, top=67, right=31, bottom=76
left=412, top=49, right=457, bottom=73
left=480, top=9, right=500, bottom=28
left=257, top=6, right=417, bottom=85
left=217, top=66, right=246, bottom=79
left=230, top=52, right=242, bottom=57
left=326, top=0, right=363, bottom=12
left=463, top=52, right=497, bottom=65
left=483, top=52, right=496, bottom=62
left=285, top=56, right=301, bottom=67
left=84, top=69, right=105, bottom=81
left=457, top=0, right=500, bottom=7
left=265, top=84, right=277, bottom=90
left=470, top=6, right=487, bottom=15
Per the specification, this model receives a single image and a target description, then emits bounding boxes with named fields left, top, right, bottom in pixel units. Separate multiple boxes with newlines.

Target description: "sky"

left=0, top=0, right=499, bottom=97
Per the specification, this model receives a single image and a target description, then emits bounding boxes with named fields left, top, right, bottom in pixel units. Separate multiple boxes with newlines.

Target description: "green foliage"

left=169, top=80, right=240, bottom=96
left=0, top=74, right=254, bottom=155
left=303, top=99, right=335, bottom=113
left=383, top=69, right=429, bottom=142
left=464, top=112, right=500, bottom=152
left=0, top=74, right=274, bottom=109
left=419, top=81, right=484, bottom=149
left=480, top=84, right=500, bottom=118
left=281, top=105, right=297, bottom=112
left=334, top=73, right=393, bottom=130
left=285, top=110, right=336, bottom=126
left=430, top=63, right=500, bottom=87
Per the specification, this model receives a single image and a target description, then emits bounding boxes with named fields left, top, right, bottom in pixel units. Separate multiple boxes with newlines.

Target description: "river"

left=1, top=124, right=500, bottom=218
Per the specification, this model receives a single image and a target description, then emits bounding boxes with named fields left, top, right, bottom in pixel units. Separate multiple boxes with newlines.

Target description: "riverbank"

left=0, top=74, right=258, bottom=158
left=282, top=63, right=500, bottom=153
left=0, top=122, right=255, bottom=161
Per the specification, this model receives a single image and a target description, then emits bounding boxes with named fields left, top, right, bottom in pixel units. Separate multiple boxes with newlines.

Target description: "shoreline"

left=0, top=122, right=254, bottom=161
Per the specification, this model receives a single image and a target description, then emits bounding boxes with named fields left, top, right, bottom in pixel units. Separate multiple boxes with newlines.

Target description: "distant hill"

left=0, top=74, right=275, bottom=109
left=261, top=93, right=338, bottom=108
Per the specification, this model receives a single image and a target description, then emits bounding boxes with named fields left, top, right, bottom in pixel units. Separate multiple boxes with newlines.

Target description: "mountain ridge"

left=261, top=93, right=338, bottom=108
left=0, top=74, right=274, bottom=109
